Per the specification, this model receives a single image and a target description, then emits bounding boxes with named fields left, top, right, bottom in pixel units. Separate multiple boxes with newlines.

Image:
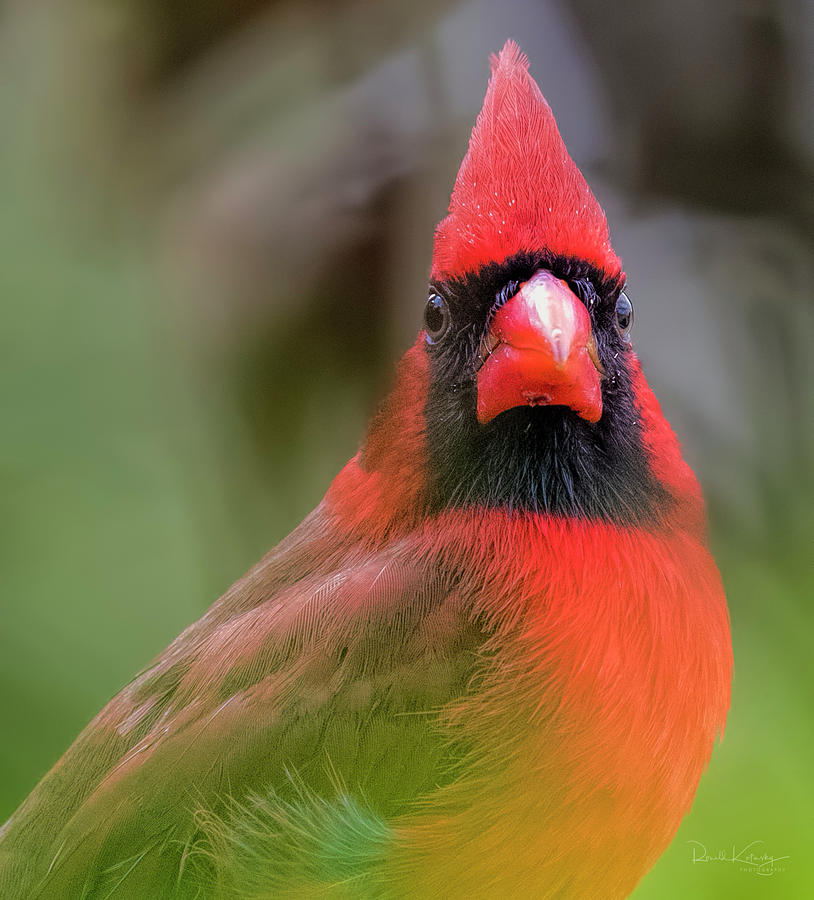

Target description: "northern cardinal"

left=0, top=41, right=731, bottom=899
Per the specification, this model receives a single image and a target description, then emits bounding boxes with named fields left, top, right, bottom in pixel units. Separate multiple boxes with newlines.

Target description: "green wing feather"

left=0, top=506, right=485, bottom=897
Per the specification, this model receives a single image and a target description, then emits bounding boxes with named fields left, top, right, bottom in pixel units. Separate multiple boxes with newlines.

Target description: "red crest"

left=431, top=41, right=622, bottom=281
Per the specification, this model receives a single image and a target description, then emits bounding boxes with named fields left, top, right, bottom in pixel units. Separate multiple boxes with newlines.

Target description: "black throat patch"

left=423, top=251, right=671, bottom=526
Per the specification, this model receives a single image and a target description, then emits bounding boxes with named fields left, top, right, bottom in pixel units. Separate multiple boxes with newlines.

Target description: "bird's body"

left=0, top=43, right=731, bottom=899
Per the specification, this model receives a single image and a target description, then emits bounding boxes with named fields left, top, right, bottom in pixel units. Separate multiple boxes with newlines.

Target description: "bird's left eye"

left=424, top=293, right=451, bottom=344
left=615, top=292, right=634, bottom=339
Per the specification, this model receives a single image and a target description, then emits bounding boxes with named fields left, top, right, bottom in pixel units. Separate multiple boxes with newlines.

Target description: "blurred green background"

left=0, top=1, right=811, bottom=897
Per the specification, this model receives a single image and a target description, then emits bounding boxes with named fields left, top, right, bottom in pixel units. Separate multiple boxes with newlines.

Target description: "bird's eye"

left=615, top=292, right=634, bottom=339
left=424, top=293, right=450, bottom=343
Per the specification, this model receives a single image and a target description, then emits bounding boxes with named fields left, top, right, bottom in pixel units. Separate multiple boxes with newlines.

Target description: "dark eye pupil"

left=424, top=294, right=448, bottom=340
left=615, top=292, right=633, bottom=335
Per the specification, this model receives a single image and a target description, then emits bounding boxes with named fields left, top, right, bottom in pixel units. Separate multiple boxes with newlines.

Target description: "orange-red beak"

left=476, top=270, right=604, bottom=425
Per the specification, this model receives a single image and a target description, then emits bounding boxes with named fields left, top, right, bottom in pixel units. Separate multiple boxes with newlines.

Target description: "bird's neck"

left=329, top=340, right=706, bottom=544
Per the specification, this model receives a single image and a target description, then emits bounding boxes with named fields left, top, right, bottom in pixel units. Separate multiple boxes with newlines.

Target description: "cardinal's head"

left=339, top=41, right=702, bottom=535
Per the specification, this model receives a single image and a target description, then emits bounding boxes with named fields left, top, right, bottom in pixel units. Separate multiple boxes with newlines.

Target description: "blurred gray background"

left=1, top=1, right=811, bottom=896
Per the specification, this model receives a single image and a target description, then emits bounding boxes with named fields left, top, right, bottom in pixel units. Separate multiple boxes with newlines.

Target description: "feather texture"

left=431, top=41, right=621, bottom=282
left=0, top=40, right=731, bottom=899
left=0, top=482, right=730, bottom=897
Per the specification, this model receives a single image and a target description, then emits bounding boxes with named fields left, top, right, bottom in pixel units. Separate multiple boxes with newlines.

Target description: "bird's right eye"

left=424, top=293, right=451, bottom=344
left=614, top=291, right=634, bottom=339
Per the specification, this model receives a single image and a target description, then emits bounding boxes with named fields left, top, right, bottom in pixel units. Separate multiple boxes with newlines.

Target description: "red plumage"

left=432, top=41, right=622, bottom=281
left=0, top=40, right=731, bottom=899
left=321, top=41, right=731, bottom=895
left=319, top=345, right=731, bottom=897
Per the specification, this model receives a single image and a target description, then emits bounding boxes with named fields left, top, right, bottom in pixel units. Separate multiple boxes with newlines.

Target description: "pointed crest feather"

left=432, top=40, right=621, bottom=280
